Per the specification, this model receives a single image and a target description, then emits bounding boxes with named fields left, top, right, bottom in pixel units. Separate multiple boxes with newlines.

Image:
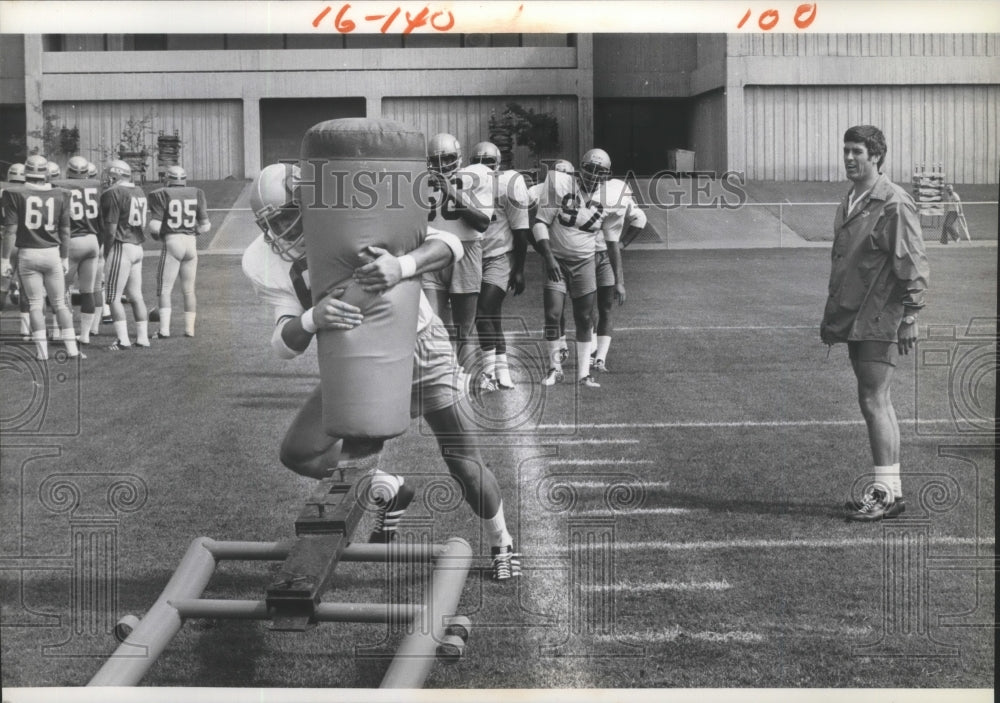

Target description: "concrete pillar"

left=23, top=34, right=43, bottom=154
left=724, top=34, right=746, bottom=176
left=242, top=95, right=261, bottom=178
left=576, top=34, right=595, bottom=164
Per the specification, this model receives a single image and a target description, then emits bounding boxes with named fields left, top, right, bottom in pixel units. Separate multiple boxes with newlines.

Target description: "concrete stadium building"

left=1, top=32, right=997, bottom=183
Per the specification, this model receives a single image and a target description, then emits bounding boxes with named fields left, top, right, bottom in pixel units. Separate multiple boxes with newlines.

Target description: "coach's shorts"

left=422, top=240, right=483, bottom=295
left=848, top=340, right=898, bottom=367
left=543, top=254, right=597, bottom=299
left=481, top=251, right=512, bottom=291
left=411, top=320, right=468, bottom=417
left=595, top=250, right=615, bottom=288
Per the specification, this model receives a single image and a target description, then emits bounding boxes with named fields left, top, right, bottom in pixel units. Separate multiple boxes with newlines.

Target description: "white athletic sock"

left=874, top=464, right=901, bottom=499
left=369, top=469, right=402, bottom=504
left=576, top=340, right=592, bottom=379
left=136, top=321, right=149, bottom=346
left=158, top=308, right=171, bottom=336
left=102, top=304, right=111, bottom=317
left=485, top=501, right=513, bottom=549
left=79, top=313, right=94, bottom=344
left=19, top=313, right=31, bottom=337
left=113, top=320, right=131, bottom=346
left=61, top=330, right=79, bottom=357
left=90, top=311, right=101, bottom=334
left=558, top=334, right=568, bottom=352
left=184, top=311, right=196, bottom=337
left=482, top=349, right=496, bottom=377
left=32, top=330, right=48, bottom=360
left=47, top=318, right=59, bottom=339
left=548, top=340, right=563, bottom=370
left=495, top=353, right=513, bottom=386
left=595, top=335, right=612, bottom=362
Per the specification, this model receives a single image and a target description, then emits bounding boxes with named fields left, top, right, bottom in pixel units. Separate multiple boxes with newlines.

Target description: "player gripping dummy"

left=241, top=118, right=518, bottom=580
left=531, top=148, right=626, bottom=388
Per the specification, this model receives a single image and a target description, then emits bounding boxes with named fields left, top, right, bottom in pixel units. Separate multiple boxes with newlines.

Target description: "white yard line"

left=548, top=459, right=655, bottom=465
left=558, top=481, right=673, bottom=490
left=533, top=535, right=993, bottom=555
left=537, top=418, right=965, bottom=430
left=596, top=627, right=764, bottom=644
left=572, top=507, right=696, bottom=517
left=584, top=580, right=732, bottom=593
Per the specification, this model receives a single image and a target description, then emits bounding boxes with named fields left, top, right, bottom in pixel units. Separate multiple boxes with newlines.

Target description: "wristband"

left=300, top=307, right=318, bottom=334
left=397, top=254, right=417, bottom=279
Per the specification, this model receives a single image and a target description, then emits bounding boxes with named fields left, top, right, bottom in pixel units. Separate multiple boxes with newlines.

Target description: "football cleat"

left=369, top=481, right=416, bottom=543
left=846, top=488, right=905, bottom=522
left=558, top=347, right=569, bottom=364
left=154, top=332, right=171, bottom=339
left=490, top=545, right=521, bottom=581
left=495, top=367, right=515, bottom=389
left=251, top=163, right=304, bottom=262
left=578, top=375, right=601, bottom=388
left=475, top=372, right=500, bottom=394
left=107, top=341, right=131, bottom=351
left=427, top=132, right=462, bottom=175
left=134, top=342, right=151, bottom=349
left=542, top=368, right=564, bottom=386
left=591, top=358, right=608, bottom=373
left=469, top=141, right=501, bottom=172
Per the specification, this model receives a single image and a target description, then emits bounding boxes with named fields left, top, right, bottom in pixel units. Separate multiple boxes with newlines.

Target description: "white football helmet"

left=24, top=154, right=49, bottom=182
left=67, top=155, right=90, bottom=179
left=427, top=132, right=462, bottom=175
left=552, top=159, right=574, bottom=174
left=105, top=159, right=132, bottom=185
left=86, top=162, right=99, bottom=178
left=46, top=161, right=62, bottom=180
left=164, top=164, right=187, bottom=186
left=579, top=148, right=611, bottom=191
left=251, top=163, right=303, bottom=262
left=470, top=141, right=501, bottom=172
left=6, top=163, right=26, bottom=184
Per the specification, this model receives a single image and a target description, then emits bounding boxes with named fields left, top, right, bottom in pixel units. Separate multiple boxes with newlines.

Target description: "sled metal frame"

left=88, top=476, right=472, bottom=689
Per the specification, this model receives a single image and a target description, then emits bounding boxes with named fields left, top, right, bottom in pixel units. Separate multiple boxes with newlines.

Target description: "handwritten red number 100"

left=738, top=3, right=817, bottom=30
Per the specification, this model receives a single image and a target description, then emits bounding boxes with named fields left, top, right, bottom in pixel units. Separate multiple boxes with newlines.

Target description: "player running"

left=531, top=148, right=626, bottom=388
left=147, top=165, right=210, bottom=338
left=470, top=141, right=530, bottom=390
left=242, top=163, right=519, bottom=580
left=420, top=132, right=494, bottom=377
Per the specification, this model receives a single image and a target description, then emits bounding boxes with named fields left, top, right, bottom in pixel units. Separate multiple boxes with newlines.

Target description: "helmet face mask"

left=427, top=133, right=462, bottom=176
left=579, top=148, right=611, bottom=191
left=251, top=163, right=304, bottom=262
left=469, top=141, right=501, bottom=172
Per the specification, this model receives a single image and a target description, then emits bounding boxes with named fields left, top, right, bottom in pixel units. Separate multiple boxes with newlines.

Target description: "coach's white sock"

left=113, top=320, right=130, bottom=346
left=577, top=340, right=592, bottom=379
left=874, top=464, right=902, bottom=499
left=136, top=321, right=149, bottom=346
left=61, top=330, right=79, bottom=357
left=595, top=335, right=612, bottom=363
left=158, top=308, right=171, bottom=336
left=369, top=469, right=402, bottom=504
left=33, top=330, right=48, bottom=360
left=485, top=501, right=513, bottom=549
left=79, top=313, right=94, bottom=344
left=184, top=311, right=196, bottom=337
left=482, top=349, right=496, bottom=377
left=548, top=340, right=563, bottom=370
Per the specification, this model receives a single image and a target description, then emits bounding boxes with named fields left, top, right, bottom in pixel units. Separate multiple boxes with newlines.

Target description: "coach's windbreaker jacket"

left=820, top=174, right=929, bottom=344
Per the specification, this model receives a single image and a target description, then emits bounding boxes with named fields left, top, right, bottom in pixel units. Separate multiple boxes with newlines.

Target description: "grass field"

left=0, top=244, right=995, bottom=691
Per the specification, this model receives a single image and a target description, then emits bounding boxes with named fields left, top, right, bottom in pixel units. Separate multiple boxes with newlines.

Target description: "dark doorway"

left=260, top=98, right=366, bottom=166
left=0, top=104, right=27, bottom=167
left=595, top=98, right=693, bottom=176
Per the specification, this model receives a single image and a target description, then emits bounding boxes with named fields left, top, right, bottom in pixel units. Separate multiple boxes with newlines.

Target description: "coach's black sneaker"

left=369, top=481, right=416, bottom=543
left=846, top=488, right=905, bottom=522
left=491, top=545, right=521, bottom=581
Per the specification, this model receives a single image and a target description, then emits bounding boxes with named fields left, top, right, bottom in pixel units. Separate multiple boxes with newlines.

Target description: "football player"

left=1, top=163, right=26, bottom=315
left=100, top=159, right=150, bottom=350
left=52, top=155, right=102, bottom=344
left=531, top=148, right=626, bottom=387
left=470, top=141, right=530, bottom=390
left=147, top=165, right=210, bottom=338
left=0, top=155, right=81, bottom=360
left=421, top=132, right=494, bottom=376
left=589, top=173, right=646, bottom=372
left=242, top=163, right=519, bottom=580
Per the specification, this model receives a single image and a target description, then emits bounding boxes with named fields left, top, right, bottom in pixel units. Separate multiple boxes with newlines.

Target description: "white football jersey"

left=534, top=171, right=624, bottom=260
left=242, top=234, right=438, bottom=333
left=482, top=169, right=530, bottom=258
left=424, top=162, right=494, bottom=243
left=594, top=178, right=642, bottom=252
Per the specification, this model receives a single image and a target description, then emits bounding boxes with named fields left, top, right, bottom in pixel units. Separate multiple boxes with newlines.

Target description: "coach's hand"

left=354, top=246, right=401, bottom=292
left=897, top=319, right=918, bottom=355
left=314, top=287, right=363, bottom=331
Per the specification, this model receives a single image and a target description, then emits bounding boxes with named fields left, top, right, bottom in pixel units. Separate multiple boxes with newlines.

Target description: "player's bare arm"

left=431, top=171, right=490, bottom=233
left=531, top=221, right=562, bottom=282
left=509, top=227, right=528, bottom=295
left=606, top=239, right=626, bottom=305
left=277, top=286, right=362, bottom=356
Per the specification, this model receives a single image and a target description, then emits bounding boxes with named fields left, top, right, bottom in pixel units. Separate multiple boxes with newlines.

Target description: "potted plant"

left=117, top=113, right=155, bottom=181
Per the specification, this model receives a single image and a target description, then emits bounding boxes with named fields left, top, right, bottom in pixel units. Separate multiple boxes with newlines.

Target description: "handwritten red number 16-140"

left=313, top=3, right=455, bottom=34
left=738, top=3, right=817, bottom=30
